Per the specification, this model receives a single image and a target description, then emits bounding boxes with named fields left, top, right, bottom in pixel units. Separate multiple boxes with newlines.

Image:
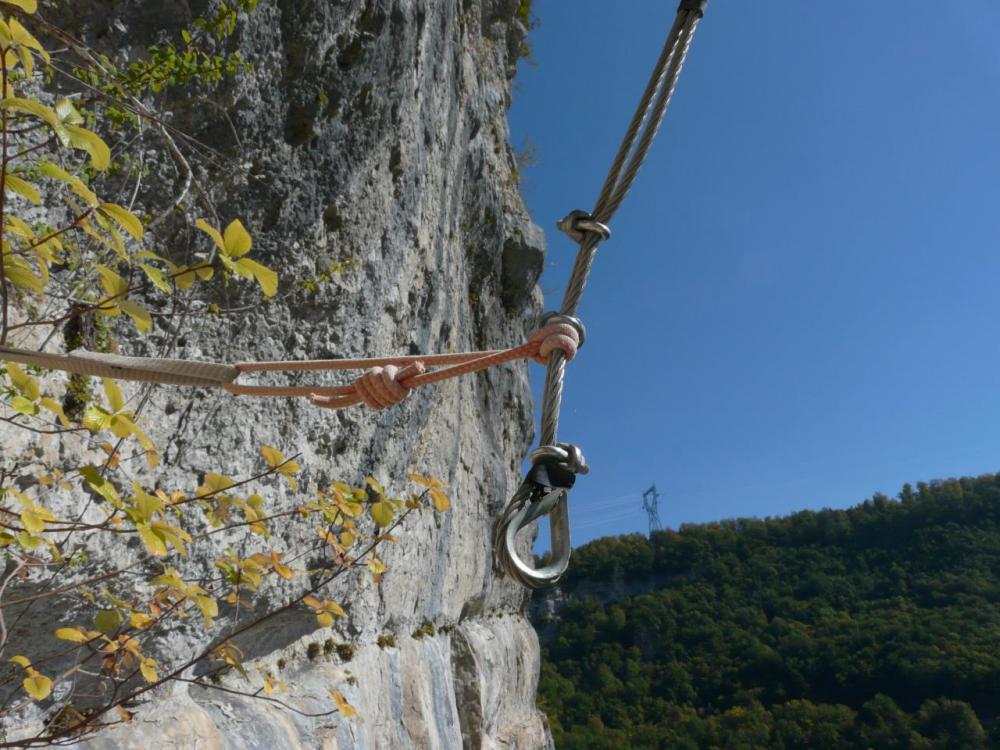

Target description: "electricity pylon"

left=642, top=484, right=662, bottom=535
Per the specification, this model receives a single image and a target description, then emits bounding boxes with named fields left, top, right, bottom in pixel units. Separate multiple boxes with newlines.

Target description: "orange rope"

left=221, top=322, right=580, bottom=410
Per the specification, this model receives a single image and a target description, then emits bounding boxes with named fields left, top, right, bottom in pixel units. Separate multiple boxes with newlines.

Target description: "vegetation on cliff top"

left=534, top=474, right=1000, bottom=749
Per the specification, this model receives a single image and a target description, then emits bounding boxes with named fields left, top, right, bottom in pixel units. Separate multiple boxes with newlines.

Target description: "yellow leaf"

left=54, top=627, right=90, bottom=643
left=10, top=655, right=30, bottom=668
left=23, top=671, right=52, bottom=701
left=365, top=476, right=384, bottom=496
left=20, top=501, right=54, bottom=534
left=99, top=203, right=143, bottom=241
left=1, top=98, right=66, bottom=143
left=329, top=689, right=359, bottom=719
left=303, top=595, right=322, bottom=609
left=194, top=218, right=225, bottom=252
left=130, top=612, right=154, bottom=629
left=137, top=524, right=167, bottom=556
left=140, top=657, right=158, bottom=683
left=5, top=215, right=34, bottom=239
left=139, top=263, right=170, bottom=292
left=4, top=262, right=44, bottom=292
left=40, top=397, right=71, bottom=427
left=430, top=487, right=451, bottom=513
left=233, top=258, right=277, bottom=297
left=260, top=445, right=284, bottom=468
left=95, top=264, right=128, bottom=299
left=40, top=161, right=96, bottom=205
left=102, top=378, right=125, bottom=413
left=8, top=19, right=46, bottom=58
left=316, top=611, right=333, bottom=627
left=194, top=594, right=218, bottom=626
left=120, top=300, right=152, bottom=333
left=66, top=126, right=110, bottom=171
left=10, top=395, right=36, bottom=415
left=54, top=98, right=83, bottom=125
left=223, top=219, right=252, bottom=257
left=0, top=0, right=38, bottom=13
left=5, top=173, right=40, bottom=204
left=323, top=600, right=346, bottom=618
left=408, top=473, right=446, bottom=488
left=370, top=500, right=393, bottom=529
left=5, top=361, right=39, bottom=399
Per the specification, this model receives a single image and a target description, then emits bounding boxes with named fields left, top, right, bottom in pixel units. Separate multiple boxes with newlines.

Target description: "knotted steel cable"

left=494, top=1, right=708, bottom=588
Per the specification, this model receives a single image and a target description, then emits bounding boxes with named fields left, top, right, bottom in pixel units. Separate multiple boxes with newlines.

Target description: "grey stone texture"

left=1, top=0, right=552, bottom=747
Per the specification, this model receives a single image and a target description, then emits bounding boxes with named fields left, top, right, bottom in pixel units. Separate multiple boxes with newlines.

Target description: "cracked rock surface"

left=1, top=1, right=552, bottom=747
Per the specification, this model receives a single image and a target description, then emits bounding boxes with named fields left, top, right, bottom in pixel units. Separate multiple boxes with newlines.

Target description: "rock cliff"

left=1, top=0, right=551, bottom=747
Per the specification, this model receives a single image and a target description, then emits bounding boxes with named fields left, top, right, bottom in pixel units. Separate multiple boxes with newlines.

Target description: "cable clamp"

left=677, top=0, right=708, bottom=18
left=557, top=210, right=611, bottom=244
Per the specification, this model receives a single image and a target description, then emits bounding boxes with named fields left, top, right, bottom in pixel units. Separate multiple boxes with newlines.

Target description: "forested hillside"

left=532, top=474, right=1000, bottom=749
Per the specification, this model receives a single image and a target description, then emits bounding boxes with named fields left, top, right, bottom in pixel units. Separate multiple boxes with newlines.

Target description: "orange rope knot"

left=356, top=362, right=425, bottom=409
left=528, top=322, right=581, bottom=365
left=310, top=361, right=426, bottom=411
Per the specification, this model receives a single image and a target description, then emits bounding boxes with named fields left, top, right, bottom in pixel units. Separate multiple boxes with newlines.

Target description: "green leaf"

left=5, top=173, right=40, bottom=204
left=99, top=203, right=143, bottom=241
left=94, top=609, right=123, bottom=634
left=66, top=126, right=110, bottom=171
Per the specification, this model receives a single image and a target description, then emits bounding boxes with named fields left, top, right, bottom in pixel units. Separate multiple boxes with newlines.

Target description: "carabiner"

left=493, top=443, right=587, bottom=589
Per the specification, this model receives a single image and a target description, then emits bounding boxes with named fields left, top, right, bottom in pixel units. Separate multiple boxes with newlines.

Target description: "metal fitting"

left=557, top=210, right=611, bottom=244
left=537, top=312, right=586, bottom=349
left=677, top=0, right=708, bottom=18
left=493, top=442, right=588, bottom=588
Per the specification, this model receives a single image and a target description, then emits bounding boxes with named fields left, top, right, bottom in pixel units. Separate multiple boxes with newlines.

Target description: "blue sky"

left=508, top=1, right=1000, bottom=547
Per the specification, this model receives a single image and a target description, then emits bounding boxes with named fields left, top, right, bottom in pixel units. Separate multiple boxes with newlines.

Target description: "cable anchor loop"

left=493, top=442, right=588, bottom=589
left=557, top=210, right=611, bottom=244
left=537, top=312, right=587, bottom=349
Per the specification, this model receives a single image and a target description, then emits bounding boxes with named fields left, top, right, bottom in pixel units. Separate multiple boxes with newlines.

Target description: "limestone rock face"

left=1, top=1, right=552, bottom=747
